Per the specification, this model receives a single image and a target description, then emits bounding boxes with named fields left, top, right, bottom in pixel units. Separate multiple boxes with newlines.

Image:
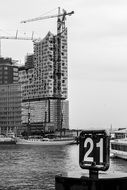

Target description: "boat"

left=0, top=134, right=16, bottom=145
left=16, top=134, right=76, bottom=145
left=110, top=138, right=127, bottom=159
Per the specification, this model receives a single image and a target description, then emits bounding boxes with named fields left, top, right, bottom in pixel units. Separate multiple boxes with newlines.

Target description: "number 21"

left=84, top=137, right=103, bottom=163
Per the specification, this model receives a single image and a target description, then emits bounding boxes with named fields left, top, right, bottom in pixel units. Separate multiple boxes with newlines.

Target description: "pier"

left=55, top=130, right=127, bottom=190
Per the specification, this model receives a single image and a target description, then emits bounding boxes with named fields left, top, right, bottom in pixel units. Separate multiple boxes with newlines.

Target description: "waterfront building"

left=25, top=54, right=34, bottom=69
left=20, top=99, right=69, bottom=132
left=0, top=57, right=21, bottom=135
left=114, top=128, right=127, bottom=139
left=19, top=29, right=69, bottom=132
left=0, top=57, right=19, bottom=84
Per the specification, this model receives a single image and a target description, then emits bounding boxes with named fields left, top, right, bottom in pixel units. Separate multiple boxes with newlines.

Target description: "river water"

left=0, top=144, right=126, bottom=190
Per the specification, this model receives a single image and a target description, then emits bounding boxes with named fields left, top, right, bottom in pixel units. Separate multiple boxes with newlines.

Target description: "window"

left=4, top=67, right=8, bottom=70
left=13, top=67, right=18, bottom=72
left=4, top=71, right=8, bottom=75
left=13, top=72, right=18, bottom=76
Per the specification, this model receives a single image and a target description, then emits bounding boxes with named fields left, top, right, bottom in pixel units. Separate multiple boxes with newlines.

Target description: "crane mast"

left=56, top=7, right=65, bottom=132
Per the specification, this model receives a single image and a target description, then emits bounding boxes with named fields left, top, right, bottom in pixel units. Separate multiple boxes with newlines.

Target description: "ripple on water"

left=0, top=144, right=126, bottom=189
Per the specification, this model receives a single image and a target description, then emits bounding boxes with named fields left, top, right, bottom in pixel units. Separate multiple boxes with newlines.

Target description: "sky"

left=1, top=0, right=127, bottom=130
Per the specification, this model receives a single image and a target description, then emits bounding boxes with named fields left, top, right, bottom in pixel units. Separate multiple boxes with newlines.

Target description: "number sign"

left=79, top=130, right=110, bottom=171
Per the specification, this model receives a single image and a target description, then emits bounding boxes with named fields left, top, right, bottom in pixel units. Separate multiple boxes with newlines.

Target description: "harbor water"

left=0, top=144, right=126, bottom=190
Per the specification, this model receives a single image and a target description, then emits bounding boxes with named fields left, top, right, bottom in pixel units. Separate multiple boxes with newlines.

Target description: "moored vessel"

left=0, top=134, right=16, bottom=145
left=111, top=138, right=127, bottom=159
left=16, top=134, right=76, bottom=145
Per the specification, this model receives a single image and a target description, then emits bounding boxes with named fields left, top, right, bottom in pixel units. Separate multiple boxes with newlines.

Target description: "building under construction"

left=19, top=27, right=69, bottom=132
left=0, top=8, right=73, bottom=134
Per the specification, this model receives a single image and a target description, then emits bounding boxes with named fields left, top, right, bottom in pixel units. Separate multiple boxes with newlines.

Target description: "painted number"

left=84, top=137, right=103, bottom=163
left=84, top=137, right=94, bottom=162
left=97, top=138, right=103, bottom=163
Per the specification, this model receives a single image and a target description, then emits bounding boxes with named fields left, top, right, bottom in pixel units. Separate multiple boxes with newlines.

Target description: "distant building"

left=0, top=57, right=21, bottom=135
left=19, top=30, right=68, bottom=100
left=0, top=57, right=19, bottom=84
left=0, top=84, right=21, bottom=135
left=20, top=99, right=69, bottom=132
left=25, top=54, right=34, bottom=69
left=19, top=29, right=69, bottom=132
left=18, top=66, right=34, bottom=101
left=114, top=128, right=127, bottom=139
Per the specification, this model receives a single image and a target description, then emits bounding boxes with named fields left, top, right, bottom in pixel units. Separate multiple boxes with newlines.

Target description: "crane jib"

left=21, top=10, right=74, bottom=24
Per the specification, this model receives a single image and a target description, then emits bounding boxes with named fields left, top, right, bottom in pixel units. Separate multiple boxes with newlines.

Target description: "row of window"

left=0, top=121, right=21, bottom=125
left=111, top=143, right=127, bottom=152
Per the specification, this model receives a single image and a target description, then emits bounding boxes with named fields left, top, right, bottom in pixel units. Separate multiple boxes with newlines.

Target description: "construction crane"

left=21, top=8, right=74, bottom=25
left=0, top=30, right=40, bottom=57
left=0, top=35, right=36, bottom=41
left=0, top=30, right=39, bottom=40
left=21, top=7, right=74, bottom=132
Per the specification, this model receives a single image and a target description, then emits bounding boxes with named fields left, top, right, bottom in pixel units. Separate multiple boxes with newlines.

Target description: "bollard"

left=55, top=173, right=127, bottom=190
left=55, top=130, right=127, bottom=190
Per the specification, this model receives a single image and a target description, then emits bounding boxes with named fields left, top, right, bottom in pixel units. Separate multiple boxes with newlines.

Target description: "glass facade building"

left=0, top=58, right=21, bottom=135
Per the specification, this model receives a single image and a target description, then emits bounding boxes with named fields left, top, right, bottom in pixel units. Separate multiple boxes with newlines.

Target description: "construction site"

left=0, top=8, right=74, bottom=135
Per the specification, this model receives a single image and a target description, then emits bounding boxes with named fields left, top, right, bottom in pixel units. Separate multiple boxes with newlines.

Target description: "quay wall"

left=55, top=174, right=127, bottom=190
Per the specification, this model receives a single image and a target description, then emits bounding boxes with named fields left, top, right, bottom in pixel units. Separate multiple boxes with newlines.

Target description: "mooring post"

left=89, top=170, right=98, bottom=179
left=55, top=130, right=127, bottom=190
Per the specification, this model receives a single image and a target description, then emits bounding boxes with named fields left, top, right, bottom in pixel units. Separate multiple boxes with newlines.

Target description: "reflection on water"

left=0, top=144, right=126, bottom=189
left=110, top=157, right=127, bottom=173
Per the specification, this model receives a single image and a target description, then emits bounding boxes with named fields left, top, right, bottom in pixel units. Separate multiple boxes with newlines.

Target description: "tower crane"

left=0, top=36, right=37, bottom=41
left=21, top=7, right=74, bottom=131
left=0, top=30, right=39, bottom=40
left=21, top=8, right=74, bottom=28
left=0, top=30, right=40, bottom=57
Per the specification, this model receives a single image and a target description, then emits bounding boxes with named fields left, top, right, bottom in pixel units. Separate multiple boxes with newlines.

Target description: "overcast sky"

left=1, top=0, right=127, bottom=130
